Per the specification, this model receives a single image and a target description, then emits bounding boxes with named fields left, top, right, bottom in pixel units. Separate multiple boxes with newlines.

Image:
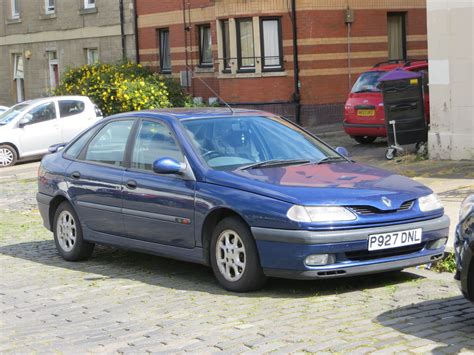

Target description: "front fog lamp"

left=418, top=193, right=443, bottom=212
left=305, top=254, right=335, bottom=266
left=287, top=205, right=356, bottom=223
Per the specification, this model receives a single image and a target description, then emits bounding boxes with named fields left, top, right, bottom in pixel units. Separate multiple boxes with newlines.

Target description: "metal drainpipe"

left=132, top=0, right=140, bottom=64
left=291, top=0, right=301, bottom=125
left=119, top=0, right=127, bottom=60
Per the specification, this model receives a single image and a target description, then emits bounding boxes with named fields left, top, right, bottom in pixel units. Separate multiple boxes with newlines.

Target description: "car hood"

left=205, top=162, right=432, bottom=210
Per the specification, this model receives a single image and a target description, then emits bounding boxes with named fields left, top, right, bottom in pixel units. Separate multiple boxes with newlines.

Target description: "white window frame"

left=84, top=0, right=95, bottom=9
left=86, top=48, right=99, bottom=65
left=45, top=0, right=55, bottom=14
left=11, top=0, right=20, bottom=19
left=47, top=51, right=59, bottom=88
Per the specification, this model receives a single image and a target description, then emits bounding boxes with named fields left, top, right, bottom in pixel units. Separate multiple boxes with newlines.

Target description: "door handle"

left=126, top=180, right=137, bottom=189
left=71, top=171, right=81, bottom=179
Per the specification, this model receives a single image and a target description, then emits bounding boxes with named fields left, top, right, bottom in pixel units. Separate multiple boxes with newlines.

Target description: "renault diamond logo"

left=382, top=196, right=392, bottom=208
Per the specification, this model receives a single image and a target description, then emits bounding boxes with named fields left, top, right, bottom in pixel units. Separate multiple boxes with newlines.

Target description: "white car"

left=0, top=96, right=103, bottom=167
left=0, top=106, right=9, bottom=113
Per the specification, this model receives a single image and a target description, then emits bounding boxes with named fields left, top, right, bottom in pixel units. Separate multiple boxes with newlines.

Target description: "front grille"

left=348, top=200, right=415, bottom=215
left=345, top=243, right=425, bottom=262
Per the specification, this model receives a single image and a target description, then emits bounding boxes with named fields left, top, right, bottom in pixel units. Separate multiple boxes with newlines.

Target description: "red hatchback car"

left=343, top=60, right=429, bottom=144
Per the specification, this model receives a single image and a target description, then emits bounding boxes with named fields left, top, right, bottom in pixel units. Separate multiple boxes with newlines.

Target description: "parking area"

left=1, top=138, right=473, bottom=353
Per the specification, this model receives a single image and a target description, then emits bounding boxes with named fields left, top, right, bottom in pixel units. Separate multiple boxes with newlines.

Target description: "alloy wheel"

left=215, top=229, right=247, bottom=282
left=56, top=210, right=77, bottom=252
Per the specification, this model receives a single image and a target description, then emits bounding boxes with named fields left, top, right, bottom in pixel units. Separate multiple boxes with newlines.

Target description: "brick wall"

left=136, top=0, right=427, bottom=126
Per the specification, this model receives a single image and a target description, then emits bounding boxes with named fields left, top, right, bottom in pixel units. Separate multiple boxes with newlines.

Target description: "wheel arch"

left=49, top=194, right=71, bottom=229
left=0, top=142, right=20, bottom=159
left=200, top=207, right=249, bottom=265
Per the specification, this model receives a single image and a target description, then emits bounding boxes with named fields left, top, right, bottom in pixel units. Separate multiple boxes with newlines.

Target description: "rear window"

left=59, top=100, right=85, bottom=118
left=351, top=71, right=386, bottom=93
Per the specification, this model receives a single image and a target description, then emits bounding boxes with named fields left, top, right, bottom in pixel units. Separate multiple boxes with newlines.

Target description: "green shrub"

left=53, top=62, right=189, bottom=116
left=431, top=252, right=457, bottom=273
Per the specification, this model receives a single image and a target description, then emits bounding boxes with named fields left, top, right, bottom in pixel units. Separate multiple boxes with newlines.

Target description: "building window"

left=387, top=13, right=407, bottom=60
left=47, top=51, right=59, bottom=88
left=13, top=54, right=25, bottom=102
left=158, top=28, right=171, bottom=73
left=45, top=0, right=55, bottom=14
left=86, top=48, right=99, bottom=65
left=199, top=25, right=213, bottom=67
left=221, top=20, right=231, bottom=72
left=260, top=18, right=283, bottom=71
left=11, top=0, right=20, bottom=18
left=236, top=18, right=255, bottom=71
left=84, top=0, right=95, bottom=9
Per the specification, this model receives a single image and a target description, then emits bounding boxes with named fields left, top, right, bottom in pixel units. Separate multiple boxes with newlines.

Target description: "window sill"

left=6, top=17, right=21, bottom=24
left=79, top=7, right=98, bottom=15
left=160, top=70, right=172, bottom=75
left=40, top=13, right=57, bottom=20
left=217, top=71, right=289, bottom=79
left=194, top=66, right=214, bottom=73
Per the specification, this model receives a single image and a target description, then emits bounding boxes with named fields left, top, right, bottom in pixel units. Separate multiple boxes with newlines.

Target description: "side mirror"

left=335, top=146, right=349, bottom=157
left=152, top=157, right=185, bottom=175
left=48, top=143, right=66, bottom=153
left=18, top=117, right=30, bottom=128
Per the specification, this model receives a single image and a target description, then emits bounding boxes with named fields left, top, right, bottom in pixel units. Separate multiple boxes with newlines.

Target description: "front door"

left=18, top=101, right=61, bottom=157
left=122, top=119, right=196, bottom=248
left=67, top=119, right=134, bottom=236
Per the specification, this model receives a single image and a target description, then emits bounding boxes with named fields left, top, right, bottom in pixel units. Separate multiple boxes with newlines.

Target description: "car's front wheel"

left=210, top=217, right=267, bottom=292
left=53, top=201, right=94, bottom=261
left=0, top=145, right=18, bottom=167
left=354, top=136, right=377, bottom=144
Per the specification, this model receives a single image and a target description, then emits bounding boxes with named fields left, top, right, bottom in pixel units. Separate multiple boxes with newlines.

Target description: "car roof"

left=17, top=96, right=90, bottom=106
left=124, top=107, right=275, bottom=121
left=366, top=60, right=428, bottom=73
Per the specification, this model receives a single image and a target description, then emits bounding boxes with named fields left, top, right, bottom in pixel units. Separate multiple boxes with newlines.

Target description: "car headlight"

left=459, top=194, right=474, bottom=222
left=287, top=205, right=356, bottom=223
left=418, top=193, right=443, bottom=212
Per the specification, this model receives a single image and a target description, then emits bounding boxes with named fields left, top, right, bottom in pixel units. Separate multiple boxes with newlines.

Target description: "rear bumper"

left=252, top=215, right=449, bottom=280
left=36, top=192, right=53, bottom=231
left=342, top=122, right=387, bottom=137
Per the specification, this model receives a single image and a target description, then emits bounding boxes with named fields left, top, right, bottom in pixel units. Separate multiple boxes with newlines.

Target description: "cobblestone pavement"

left=1, top=169, right=474, bottom=353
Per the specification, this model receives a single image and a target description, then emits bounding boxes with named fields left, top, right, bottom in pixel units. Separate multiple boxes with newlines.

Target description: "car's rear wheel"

left=53, top=201, right=94, bottom=261
left=354, top=136, right=377, bottom=144
left=210, top=217, right=267, bottom=292
left=0, top=145, right=17, bottom=167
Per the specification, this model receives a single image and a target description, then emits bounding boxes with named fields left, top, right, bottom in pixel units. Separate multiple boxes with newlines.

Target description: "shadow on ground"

left=376, top=296, right=474, bottom=353
left=0, top=239, right=423, bottom=298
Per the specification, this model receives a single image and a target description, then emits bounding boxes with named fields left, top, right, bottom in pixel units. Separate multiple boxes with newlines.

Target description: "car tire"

left=0, top=144, right=18, bottom=167
left=210, top=217, right=267, bottom=292
left=53, top=201, right=94, bottom=261
left=354, top=136, right=377, bottom=144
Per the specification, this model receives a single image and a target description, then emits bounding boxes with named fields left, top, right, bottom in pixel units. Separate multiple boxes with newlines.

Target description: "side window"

left=84, top=120, right=133, bottom=166
left=59, top=100, right=85, bottom=118
left=24, top=102, right=57, bottom=125
left=131, top=120, right=183, bottom=171
left=63, top=127, right=97, bottom=159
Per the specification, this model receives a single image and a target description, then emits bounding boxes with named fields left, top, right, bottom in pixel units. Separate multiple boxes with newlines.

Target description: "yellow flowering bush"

left=54, top=62, right=186, bottom=116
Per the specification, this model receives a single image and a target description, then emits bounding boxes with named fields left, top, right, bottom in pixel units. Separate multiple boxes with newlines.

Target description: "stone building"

left=136, top=0, right=428, bottom=127
left=0, top=0, right=137, bottom=106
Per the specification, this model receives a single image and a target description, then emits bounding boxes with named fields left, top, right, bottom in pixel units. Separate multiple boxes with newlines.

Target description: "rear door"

left=58, top=99, right=97, bottom=142
left=122, top=119, right=196, bottom=248
left=66, top=119, right=134, bottom=236
left=18, top=101, right=61, bottom=156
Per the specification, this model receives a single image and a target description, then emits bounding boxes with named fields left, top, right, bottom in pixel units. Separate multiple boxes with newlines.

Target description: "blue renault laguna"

left=37, top=108, right=449, bottom=292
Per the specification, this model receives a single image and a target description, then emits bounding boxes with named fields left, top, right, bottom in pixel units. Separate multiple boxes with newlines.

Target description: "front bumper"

left=252, top=215, right=449, bottom=280
left=454, top=224, right=474, bottom=301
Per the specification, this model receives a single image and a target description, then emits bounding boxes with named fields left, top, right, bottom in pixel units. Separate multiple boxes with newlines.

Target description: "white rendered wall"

left=427, top=0, right=474, bottom=160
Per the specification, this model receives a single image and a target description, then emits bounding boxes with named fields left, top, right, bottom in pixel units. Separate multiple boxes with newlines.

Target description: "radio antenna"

left=184, top=65, right=235, bottom=115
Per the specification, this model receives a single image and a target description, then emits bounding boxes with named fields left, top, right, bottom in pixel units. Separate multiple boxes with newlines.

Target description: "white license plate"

left=368, top=228, right=422, bottom=251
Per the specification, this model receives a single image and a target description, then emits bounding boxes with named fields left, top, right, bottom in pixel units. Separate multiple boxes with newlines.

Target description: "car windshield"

left=182, top=115, right=343, bottom=170
left=351, top=71, right=386, bottom=93
left=0, top=103, right=30, bottom=125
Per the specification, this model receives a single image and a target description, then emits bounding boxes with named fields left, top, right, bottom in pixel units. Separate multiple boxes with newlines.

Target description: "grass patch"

left=431, top=252, right=456, bottom=273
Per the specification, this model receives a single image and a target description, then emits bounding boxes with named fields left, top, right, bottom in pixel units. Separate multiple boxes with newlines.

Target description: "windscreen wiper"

left=240, top=159, right=311, bottom=170
left=315, top=156, right=347, bottom=165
